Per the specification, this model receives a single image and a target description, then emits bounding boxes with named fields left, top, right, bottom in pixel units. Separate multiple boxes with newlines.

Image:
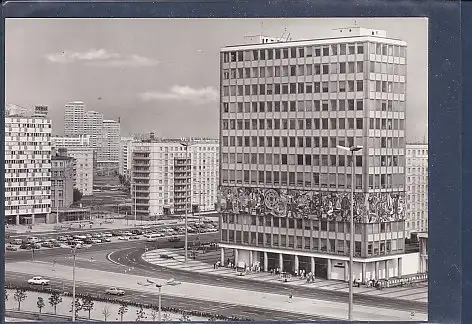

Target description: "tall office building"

left=64, top=101, right=85, bottom=137
left=218, top=27, right=410, bottom=281
left=119, top=137, right=135, bottom=177
left=5, top=105, right=52, bottom=225
left=405, top=143, right=428, bottom=238
left=131, top=138, right=219, bottom=219
left=101, top=119, right=121, bottom=163
left=84, top=110, right=104, bottom=152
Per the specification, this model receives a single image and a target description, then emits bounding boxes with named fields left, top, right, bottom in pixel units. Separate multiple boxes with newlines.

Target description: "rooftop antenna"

left=354, top=19, right=358, bottom=27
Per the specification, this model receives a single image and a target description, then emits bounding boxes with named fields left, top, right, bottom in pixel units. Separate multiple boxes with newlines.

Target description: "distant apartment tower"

left=119, top=137, right=135, bottom=177
left=131, top=138, right=219, bottom=219
left=405, top=143, right=428, bottom=238
left=51, top=135, right=91, bottom=148
left=51, top=136, right=94, bottom=196
left=64, top=101, right=85, bottom=137
left=101, top=119, right=121, bottom=162
left=5, top=105, right=52, bottom=225
left=84, top=110, right=104, bottom=152
left=51, top=149, right=76, bottom=209
left=219, top=27, right=410, bottom=281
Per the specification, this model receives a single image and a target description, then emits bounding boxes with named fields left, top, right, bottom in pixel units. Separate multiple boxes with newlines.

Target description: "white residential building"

left=101, top=119, right=121, bottom=162
left=131, top=138, right=219, bottom=219
left=64, top=147, right=94, bottom=196
left=84, top=110, right=104, bottom=152
left=5, top=105, right=52, bottom=224
left=64, top=101, right=85, bottom=137
left=51, top=135, right=91, bottom=148
left=405, top=143, right=428, bottom=238
left=119, top=137, right=135, bottom=177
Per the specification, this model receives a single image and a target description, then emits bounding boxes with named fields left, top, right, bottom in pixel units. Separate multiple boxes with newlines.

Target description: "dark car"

left=20, top=243, right=32, bottom=250
left=32, top=243, right=41, bottom=249
left=131, top=229, right=143, bottom=235
left=111, top=231, right=122, bottom=237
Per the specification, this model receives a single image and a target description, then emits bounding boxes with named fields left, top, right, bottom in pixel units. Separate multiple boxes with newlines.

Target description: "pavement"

left=5, top=260, right=424, bottom=322
left=143, top=248, right=428, bottom=304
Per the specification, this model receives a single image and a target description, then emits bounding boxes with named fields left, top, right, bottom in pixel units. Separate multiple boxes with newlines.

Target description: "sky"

left=5, top=18, right=428, bottom=142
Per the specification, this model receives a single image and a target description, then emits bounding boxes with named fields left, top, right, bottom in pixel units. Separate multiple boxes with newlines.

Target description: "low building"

left=50, top=207, right=90, bottom=223
left=418, top=232, right=428, bottom=273
left=51, top=150, right=76, bottom=210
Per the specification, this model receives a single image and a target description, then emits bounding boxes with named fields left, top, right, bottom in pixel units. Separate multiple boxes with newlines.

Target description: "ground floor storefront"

left=219, top=244, right=420, bottom=283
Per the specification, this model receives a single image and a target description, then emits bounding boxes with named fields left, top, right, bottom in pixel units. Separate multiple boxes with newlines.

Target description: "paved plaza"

left=143, top=248, right=428, bottom=303
left=6, top=260, right=425, bottom=322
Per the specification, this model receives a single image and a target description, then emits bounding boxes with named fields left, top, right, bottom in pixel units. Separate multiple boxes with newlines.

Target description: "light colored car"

left=102, top=237, right=112, bottom=242
left=122, top=231, right=132, bottom=236
left=6, top=245, right=18, bottom=251
left=103, top=233, right=113, bottom=237
left=105, top=287, right=125, bottom=295
left=118, top=236, right=129, bottom=241
left=81, top=244, right=92, bottom=249
left=28, top=276, right=50, bottom=285
left=90, top=238, right=102, bottom=244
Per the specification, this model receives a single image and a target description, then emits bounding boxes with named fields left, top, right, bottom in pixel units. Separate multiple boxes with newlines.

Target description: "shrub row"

left=5, top=284, right=251, bottom=321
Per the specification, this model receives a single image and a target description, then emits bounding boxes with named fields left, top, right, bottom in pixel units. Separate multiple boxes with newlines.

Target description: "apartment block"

left=5, top=105, right=52, bottom=225
left=131, top=138, right=219, bottom=219
left=405, top=143, right=428, bottom=238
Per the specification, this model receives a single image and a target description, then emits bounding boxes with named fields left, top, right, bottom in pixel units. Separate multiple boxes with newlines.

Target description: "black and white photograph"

left=4, top=17, right=428, bottom=322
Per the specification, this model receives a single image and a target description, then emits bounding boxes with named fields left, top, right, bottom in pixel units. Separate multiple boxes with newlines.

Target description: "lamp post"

left=180, top=142, right=189, bottom=264
left=337, top=145, right=362, bottom=321
left=138, top=278, right=181, bottom=321
left=62, top=243, right=80, bottom=322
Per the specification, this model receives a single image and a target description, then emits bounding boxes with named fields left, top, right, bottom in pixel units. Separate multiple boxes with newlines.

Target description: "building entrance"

left=314, top=258, right=328, bottom=279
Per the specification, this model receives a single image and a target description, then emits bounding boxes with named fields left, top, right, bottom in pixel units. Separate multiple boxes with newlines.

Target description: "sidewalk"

left=6, top=260, right=426, bottom=322
left=143, top=248, right=428, bottom=303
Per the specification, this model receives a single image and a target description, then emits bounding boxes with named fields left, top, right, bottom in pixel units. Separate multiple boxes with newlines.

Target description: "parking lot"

left=5, top=220, right=219, bottom=252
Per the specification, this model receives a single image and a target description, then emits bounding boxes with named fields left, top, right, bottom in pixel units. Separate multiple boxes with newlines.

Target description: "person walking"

left=288, top=293, right=293, bottom=303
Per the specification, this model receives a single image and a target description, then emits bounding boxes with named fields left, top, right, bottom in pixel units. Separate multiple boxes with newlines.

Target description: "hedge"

left=5, top=283, right=251, bottom=321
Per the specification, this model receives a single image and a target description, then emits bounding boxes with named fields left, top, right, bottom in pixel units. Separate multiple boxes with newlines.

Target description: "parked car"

left=131, top=229, right=143, bottom=235
left=91, top=233, right=102, bottom=238
left=118, top=236, right=129, bottom=241
left=122, top=231, right=132, bottom=236
left=11, top=239, right=23, bottom=245
left=32, top=243, right=41, bottom=249
left=26, top=237, right=39, bottom=244
left=6, top=245, right=18, bottom=251
left=105, top=287, right=125, bottom=296
left=102, top=237, right=112, bottom=242
left=103, top=232, right=113, bottom=237
left=130, top=235, right=139, bottom=240
left=168, top=236, right=181, bottom=242
left=52, top=241, right=62, bottom=247
left=20, top=243, right=32, bottom=250
left=91, top=238, right=102, bottom=244
left=28, top=276, right=50, bottom=285
left=41, top=242, right=54, bottom=248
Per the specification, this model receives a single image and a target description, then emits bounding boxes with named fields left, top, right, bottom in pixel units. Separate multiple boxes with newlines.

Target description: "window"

left=357, top=44, right=364, bottom=54
left=356, top=80, right=364, bottom=92
left=322, top=64, right=329, bottom=74
left=339, top=81, right=346, bottom=92
left=356, top=61, right=363, bottom=73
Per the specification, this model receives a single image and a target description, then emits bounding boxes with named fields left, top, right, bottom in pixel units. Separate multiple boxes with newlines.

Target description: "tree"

left=70, top=297, right=82, bottom=319
left=81, top=297, right=94, bottom=319
left=73, top=188, right=83, bottom=203
left=36, top=297, right=45, bottom=318
left=13, top=289, right=27, bottom=311
left=135, top=306, right=146, bottom=321
left=48, top=292, right=63, bottom=315
left=102, top=305, right=111, bottom=321
left=150, top=308, right=158, bottom=321
left=162, top=312, right=170, bottom=321
left=179, top=313, right=191, bottom=322
left=118, top=303, right=128, bottom=322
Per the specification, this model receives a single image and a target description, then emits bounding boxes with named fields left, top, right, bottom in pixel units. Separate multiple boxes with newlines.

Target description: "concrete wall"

left=237, top=249, right=251, bottom=266
left=330, top=261, right=347, bottom=281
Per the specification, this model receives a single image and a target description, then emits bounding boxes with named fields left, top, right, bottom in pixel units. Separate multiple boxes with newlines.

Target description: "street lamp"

left=337, top=145, right=362, bottom=321
left=62, top=243, right=80, bottom=322
left=180, top=142, right=189, bottom=264
left=137, top=278, right=181, bottom=321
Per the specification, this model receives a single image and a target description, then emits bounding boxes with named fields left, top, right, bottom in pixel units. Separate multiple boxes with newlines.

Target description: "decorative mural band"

left=218, top=186, right=405, bottom=223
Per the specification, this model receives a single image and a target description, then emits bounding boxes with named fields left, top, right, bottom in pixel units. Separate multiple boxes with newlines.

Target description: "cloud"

left=45, top=49, right=158, bottom=67
left=140, top=86, right=218, bottom=104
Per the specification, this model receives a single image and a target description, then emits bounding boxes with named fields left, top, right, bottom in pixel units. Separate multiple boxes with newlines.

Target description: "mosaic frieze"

left=218, top=186, right=405, bottom=223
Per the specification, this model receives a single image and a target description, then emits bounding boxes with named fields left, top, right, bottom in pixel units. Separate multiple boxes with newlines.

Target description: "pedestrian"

left=288, top=293, right=293, bottom=303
